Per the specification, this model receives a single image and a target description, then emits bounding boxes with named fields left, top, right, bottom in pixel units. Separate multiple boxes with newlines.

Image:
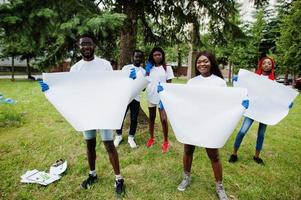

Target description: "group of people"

left=39, top=34, right=279, bottom=199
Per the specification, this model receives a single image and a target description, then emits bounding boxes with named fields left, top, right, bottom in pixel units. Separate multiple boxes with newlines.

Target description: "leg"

left=102, top=131, right=125, bottom=195
left=116, top=104, right=130, bottom=136
left=159, top=108, right=168, bottom=142
left=177, top=144, right=195, bottom=191
left=86, top=138, right=96, bottom=171
left=232, top=117, right=254, bottom=155
left=255, top=123, right=267, bottom=157
left=253, top=123, right=267, bottom=165
left=103, top=141, right=121, bottom=175
left=83, top=130, right=97, bottom=171
left=148, top=107, right=156, bottom=138
left=102, top=130, right=120, bottom=175
left=81, top=130, right=98, bottom=189
left=129, top=100, right=140, bottom=136
left=183, top=144, right=195, bottom=174
left=206, top=148, right=222, bottom=182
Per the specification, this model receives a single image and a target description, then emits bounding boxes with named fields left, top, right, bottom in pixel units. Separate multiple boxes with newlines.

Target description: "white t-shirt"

left=187, top=74, right=226, bottom=87
left=70, top=56, right=113, bottom=72
left=122, top=64, right=146, bottom=102
left=146, top=65, right=174, bottom=104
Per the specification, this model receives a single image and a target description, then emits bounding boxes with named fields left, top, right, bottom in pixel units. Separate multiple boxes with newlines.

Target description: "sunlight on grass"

left=0, top=79, right=300, bottom=200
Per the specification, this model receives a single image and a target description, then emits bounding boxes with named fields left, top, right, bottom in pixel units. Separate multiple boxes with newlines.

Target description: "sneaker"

left=146, top=138, right=155, bottom=148
left=80, top=174, right=97, bottom=189
left=162, top=141, right=169, bottom=153
left=253, top=156, right=264, bottom=165
left=115, top=178, right=125, bottom=196
left=228, top=154, right=238, bottom=163
left=114, top=135, right=123, bottom=147
left=177, top=175, right=191, bottom=191
left=128, top=135, right=137, bottom=148
left=216, top=182, right=228, bottom=200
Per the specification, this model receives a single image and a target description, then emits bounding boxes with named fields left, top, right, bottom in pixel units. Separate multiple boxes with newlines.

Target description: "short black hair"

left=132, top=49, right=144, bottom=57
left=78, top=33, right=97, bottom=44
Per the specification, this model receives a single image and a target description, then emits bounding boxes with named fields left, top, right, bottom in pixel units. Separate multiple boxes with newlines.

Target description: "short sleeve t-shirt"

left=70, top=56, right=113, bottom=72
left=122, top=64, right=146, bottom=102
left=187, top=74, right=226, bottom=87
left=146, top=65, right=174, bottom=104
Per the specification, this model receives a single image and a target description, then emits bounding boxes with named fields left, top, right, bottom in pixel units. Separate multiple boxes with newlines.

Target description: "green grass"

left=0, top=78, right=300, bottom=200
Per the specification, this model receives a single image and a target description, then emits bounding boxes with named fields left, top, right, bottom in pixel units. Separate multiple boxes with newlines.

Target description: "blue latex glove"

left=157, top=83, right=164, bottom=93
left=289, top=102, right=293, bottom=109
left=233, top=75, right=238, bottom=82
left=129, top=68, right=136, bottom=80
left=159, top=101, right=164, bottom=110
left=4, top=98, right=16, bottom=104
left=145, top=60, right=153, bottom=75
left=242, top=99, right=249, bottom=109
left=38, top=81, right=49, bottom=92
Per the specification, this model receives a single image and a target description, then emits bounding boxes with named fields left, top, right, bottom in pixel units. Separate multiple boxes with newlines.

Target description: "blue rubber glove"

left=4, top=98, right=16, bottom=104
left=129, top=68, right=136, bottom=80
left=157, top=83, right=164, bottom=93
left=159, top=101, right=164, bottom=110
left=145, top=60, right=153, bottom=75
left=242, top=99, right=249, bottom=109
left=289, top=102, right=293, bottom=109
left=38, top=81, right=49, bottom=92
left=233, top=75, right=238, bottom=82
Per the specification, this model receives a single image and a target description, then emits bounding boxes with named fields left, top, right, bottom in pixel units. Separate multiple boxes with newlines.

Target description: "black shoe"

left=253, top=156, right=264, bottom=165
left=80, top=174, right=97, bottom=189
left=228, top=154, right=238, bottom=163
left=115, top=178, right=125, bottom=196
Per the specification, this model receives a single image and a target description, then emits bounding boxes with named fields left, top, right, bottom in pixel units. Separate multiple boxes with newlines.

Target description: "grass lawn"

left=0, top=78, right=300, bottom=200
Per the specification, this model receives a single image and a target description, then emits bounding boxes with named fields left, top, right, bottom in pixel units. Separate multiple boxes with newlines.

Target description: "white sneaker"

left=114, top=135, right=123, bottom=147
left=128, top=135, right=137, bottom=148
left=177, top=174, right=191, bottom=191
left=216, top=182, right=228, bottom=200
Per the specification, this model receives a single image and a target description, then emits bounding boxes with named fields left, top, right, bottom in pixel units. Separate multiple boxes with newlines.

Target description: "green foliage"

left=0, top=0, right=126, bottom=70
left=276, top=0, right=301, bottom=75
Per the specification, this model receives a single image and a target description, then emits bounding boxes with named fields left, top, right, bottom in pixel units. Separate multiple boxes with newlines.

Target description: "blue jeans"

left=234, top=117, right=267, bottom=151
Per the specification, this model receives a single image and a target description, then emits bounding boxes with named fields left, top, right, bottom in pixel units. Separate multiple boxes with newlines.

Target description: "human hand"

left=38, top=81, right=49, bottom=92
left=129, top=68, right=136, bottom=80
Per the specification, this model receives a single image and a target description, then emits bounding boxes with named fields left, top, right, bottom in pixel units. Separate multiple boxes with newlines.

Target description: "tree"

left=276, top=0, right=301, bottom=85
left=0, top=0, right=125, bottom=72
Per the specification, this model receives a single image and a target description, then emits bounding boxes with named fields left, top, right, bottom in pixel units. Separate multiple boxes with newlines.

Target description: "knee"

left=104, top=141, right=116, bottom=154
left=207, top=149, right=220, bottom=163
left=149, top=114, right=156, bottom=122
left=184, top=145, right=195, bottom=156
left=86, top=139, right=96, bottom=151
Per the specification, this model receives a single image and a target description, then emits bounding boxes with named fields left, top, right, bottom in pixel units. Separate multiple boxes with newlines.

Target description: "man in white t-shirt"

left=39, top=34, right=125, bottom=195
left=114, top=50, right=146, bottom=148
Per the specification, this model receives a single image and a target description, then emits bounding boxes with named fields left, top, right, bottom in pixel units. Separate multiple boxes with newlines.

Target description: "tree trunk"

left=177, top=44, right=182, bottom=78
left=26, top=57, right=34, bottom=80
left=11, top=56, right=15, bottom=82
left=187, top=22, right=200, bottom=79
left=284, top=68, right=288, bottom=85
left=118, top=1, right=138, bottom=69
left=228, top=62, right=232, bottom=83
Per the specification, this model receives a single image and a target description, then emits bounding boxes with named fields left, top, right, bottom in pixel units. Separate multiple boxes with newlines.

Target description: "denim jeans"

left=234, top=117, right=267, bottom=151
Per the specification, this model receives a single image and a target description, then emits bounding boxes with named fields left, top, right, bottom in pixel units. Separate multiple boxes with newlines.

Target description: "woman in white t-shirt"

left=177, top=51, right=228, bottom=200
left=145, top=47, right=174, bottom=153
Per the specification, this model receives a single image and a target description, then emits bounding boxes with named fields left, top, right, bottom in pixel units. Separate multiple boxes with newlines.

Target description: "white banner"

left=159, top=83, right=248, bottom=148
left=234, top=69, right=298, bottom=125
left=43, top=71, right=149, bottom=131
